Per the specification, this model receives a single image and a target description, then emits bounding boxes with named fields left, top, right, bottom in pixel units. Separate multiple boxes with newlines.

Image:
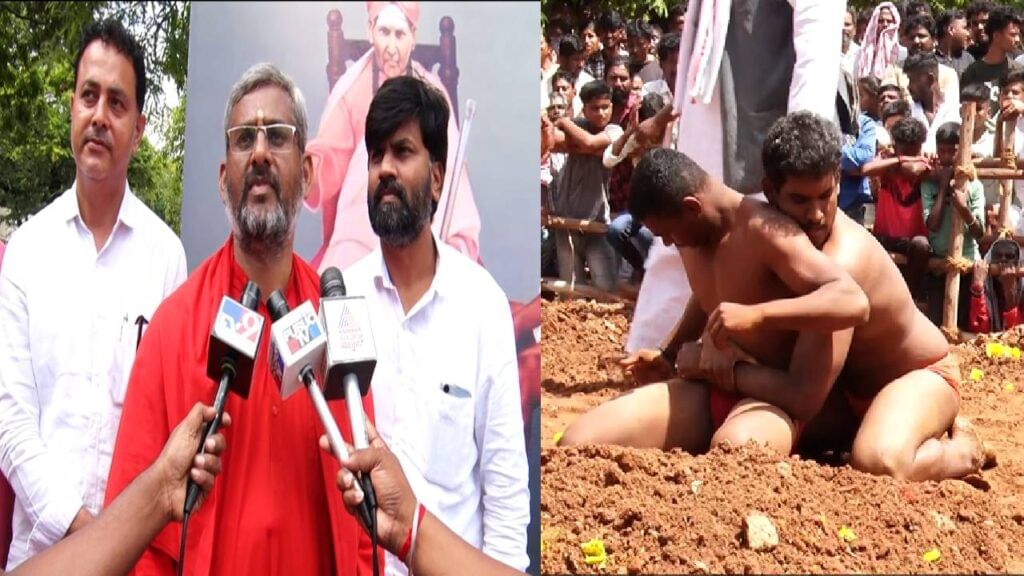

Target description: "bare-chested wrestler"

left=561, top=112, right=992, bottom=483
left=560, top=140, right=870, bottom=454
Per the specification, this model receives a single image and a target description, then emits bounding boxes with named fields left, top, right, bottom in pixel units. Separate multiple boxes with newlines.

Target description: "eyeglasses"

left=226, top=124, right=298, bottom=153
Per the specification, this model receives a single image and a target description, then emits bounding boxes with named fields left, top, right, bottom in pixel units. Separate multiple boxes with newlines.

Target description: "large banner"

left=181, top=2, right=538, bottom=302
left=180, top=2, right=541, bottom=573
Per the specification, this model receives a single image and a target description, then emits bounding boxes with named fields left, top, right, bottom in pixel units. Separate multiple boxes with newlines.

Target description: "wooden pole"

left=942, top=101, right=976, bottom=341
left=975, top=167, right=1024, bottom=180
left=997, top=118, right=1017, bottom=230
left=542, top=215, right=610, bottom=234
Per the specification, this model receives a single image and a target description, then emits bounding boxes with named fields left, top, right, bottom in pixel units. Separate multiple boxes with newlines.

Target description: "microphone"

left=183, top=281, right=264, bottom=517
left=265, top=291, right=373, bottom=529
left=319, top=267, right=377, bottom=526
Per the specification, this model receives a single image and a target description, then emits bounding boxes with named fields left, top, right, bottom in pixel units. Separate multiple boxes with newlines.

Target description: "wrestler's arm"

left=744, top=212, right=869, bottom=332
left=731, top=328, right=854, bottom=421
left=9, top=405, right=227, bottom=576
left=660, top=295, right=709, bottom=361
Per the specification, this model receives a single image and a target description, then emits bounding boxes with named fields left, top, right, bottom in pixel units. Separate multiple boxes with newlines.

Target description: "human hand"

left=706, top=302, right=764, bottom=349
left=675, top=341, right=704, bottom=379
left=620, top=348, right=673, bottom=384
left=155, top=403, right=229, bottom=522
left=320, top=421, right=416, bottom=556
left=1001, top=98, right=1024, bottom=121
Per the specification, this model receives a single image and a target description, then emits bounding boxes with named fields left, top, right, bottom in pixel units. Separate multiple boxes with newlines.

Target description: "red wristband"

left=399, top=502, right=427, bottom=564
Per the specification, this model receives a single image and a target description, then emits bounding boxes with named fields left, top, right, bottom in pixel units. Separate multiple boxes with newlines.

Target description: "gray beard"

left=228, top=184, right=300, bottom=262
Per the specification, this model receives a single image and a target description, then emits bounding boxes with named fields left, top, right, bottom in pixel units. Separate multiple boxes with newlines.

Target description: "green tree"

left=0, top=1, right=189, bottom=234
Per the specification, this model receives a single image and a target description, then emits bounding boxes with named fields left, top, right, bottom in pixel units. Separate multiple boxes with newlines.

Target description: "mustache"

left=242, top=165, right=281, bottom=202
left=373, top=178, right=410, bottom=207
left=82, top=127, right=112, bottom=150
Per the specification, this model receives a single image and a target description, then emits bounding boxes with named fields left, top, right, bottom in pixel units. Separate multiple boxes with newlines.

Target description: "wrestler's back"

left=826, top=212, right=950, bottom=396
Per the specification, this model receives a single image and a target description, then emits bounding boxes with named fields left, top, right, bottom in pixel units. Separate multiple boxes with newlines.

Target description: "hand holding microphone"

left=184, top=281, right=263, bottom=517
left=265, top=287, right=375, bottom=530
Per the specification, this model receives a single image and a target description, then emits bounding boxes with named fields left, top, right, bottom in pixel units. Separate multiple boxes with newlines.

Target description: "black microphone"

left=318, top=267, right=378, bottom=528
left=264, top=291, right=376, bottom=529
left=183, top=282, right=264, bottom=517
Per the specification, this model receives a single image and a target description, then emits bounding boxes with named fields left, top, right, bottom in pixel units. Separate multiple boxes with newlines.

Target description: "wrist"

left=659, top=345, right=678, bottom=367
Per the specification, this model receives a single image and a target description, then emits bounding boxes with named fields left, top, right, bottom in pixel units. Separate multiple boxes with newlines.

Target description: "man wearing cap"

left=304, top=1, right=481, bottom=273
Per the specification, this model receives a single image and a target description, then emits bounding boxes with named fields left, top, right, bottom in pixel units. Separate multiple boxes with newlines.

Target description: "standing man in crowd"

left=0, top=19, right=186, bottom=570
left=104, top=63, right=373, bottom=575
left=935, top=8, right=975, bottom=76
left=345, top=76, right=529, bottom=574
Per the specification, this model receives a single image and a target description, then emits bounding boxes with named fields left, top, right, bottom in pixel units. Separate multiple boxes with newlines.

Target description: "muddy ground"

left=541, top=299, right=1024, bottom=574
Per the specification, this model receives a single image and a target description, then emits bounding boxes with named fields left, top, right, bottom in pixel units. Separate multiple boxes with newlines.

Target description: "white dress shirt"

left=0, top=184, right=186, bottom=568
left=345, top=237, right=529, bottom=575
left=911, top=96, right=963, bottom=154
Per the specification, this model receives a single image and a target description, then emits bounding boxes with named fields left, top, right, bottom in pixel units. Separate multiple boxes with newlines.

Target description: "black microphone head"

left=266, top=290, right=290, bottom=321
left=241, top=281, right=261, bottom=311
left=320, top=266, right=346, bottom=298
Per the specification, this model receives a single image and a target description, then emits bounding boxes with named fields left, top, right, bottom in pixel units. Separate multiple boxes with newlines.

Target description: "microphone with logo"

left=265, top=289, right=380, bottom=576
left=319, top=266, right=377, bottom=530
left=179, top=282, right=264, bottom=576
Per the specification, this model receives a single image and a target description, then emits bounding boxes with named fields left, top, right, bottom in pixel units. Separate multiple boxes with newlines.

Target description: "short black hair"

left=902, top=13, right=936, bottom=39
left=603, top=57, right=629, bottom=77
left=881, top=99, right=911, bottom=121
left=902, top=51, right=939, bottom=77
left=936, top=9, right=966, bottom=40
left=365, top=76, right=449, bottom=211
left=762, top=112, right=841, bottom=192
left=906, top=1, right=933, bottom=18
left=551, top=70, right=575, bottom=96
left=558, top=34, right=583, bottom=58
left=579, top=80, right=611, bottom=104
left=966, top=0, right=994, bottom=21
left=891, top=117, right=928, bottom=147
left=598, top=10, right=626, bottom=33
left=668, top=2, right=687, bottom=20
left=935, top=121, right=960, bottom=146
left=960, top=82, right=990, bottom=103
left=985, top=5, right=1021, bottom=39
left=999, top=65, right=1024, bottom=91
left=546, top=17, right=573, bottom=36
left=858, top=76, right=881, bottom=97
left=74, top=19, right=146, bottom=113
left=629, top=148, right=708, bottom=221
left=639, top=92, right=667, bottom=121
left=627, top=19, right=654, bottom=41
left=657, top=32, right=681, bottom=61
left=579, top=17, right=597, bottom=33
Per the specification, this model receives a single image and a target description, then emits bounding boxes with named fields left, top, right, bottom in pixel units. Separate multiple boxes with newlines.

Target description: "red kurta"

left=104, top=236, right=377, bottom=575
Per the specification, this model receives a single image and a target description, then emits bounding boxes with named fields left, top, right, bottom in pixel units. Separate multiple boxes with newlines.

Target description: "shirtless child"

left=560, top=142, right=871, bottom=457
left=561, top=112, right=992, bottom=483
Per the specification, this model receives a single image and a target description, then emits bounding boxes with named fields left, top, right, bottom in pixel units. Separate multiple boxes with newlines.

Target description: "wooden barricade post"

left=941, top=101, right=975, bottom=341
left=997, top=117, right=1018, bottom=235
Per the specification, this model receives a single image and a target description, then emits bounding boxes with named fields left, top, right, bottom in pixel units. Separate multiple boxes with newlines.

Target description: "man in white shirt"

left=0, top=19, right=185, bottom=569
left=904, top=51, right=961, bottom=154
left=344, top=76, right=529, bottom=574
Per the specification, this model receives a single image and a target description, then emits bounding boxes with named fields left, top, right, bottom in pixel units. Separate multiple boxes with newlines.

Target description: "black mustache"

left=82, top=128, right=112, bottom=150
left=373, top=179, right=408, bottom=206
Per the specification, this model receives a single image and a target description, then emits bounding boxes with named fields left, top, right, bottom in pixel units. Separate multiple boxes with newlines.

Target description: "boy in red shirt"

left=862, top=116, right=932, bottom=301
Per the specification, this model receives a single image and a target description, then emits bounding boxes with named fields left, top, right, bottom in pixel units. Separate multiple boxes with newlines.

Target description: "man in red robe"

left=104, top=63, right=376, bottom=575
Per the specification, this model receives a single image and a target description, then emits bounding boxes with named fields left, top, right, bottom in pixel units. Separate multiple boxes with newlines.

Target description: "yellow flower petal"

left=580, top=539, right=607, bottom=567
left=553, top=430, right=564, bottom=444
left=986, top=342, right=1001, bottom=358
left=1012, top=347, right=1022, bottom=360
left=1004, top=382, right=1015, bottom=393
left=970, top=368, right=984, bottom=381
left=922, top=548, right=941, bottom=562
left=838, top=526, right=857, bottom=542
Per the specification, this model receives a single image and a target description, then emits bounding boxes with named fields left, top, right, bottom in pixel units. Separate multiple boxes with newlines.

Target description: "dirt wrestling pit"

left=541, top=299, right=1024, bottom=574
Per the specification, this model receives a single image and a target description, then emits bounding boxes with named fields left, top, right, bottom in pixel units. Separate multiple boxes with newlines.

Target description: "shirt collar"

left=61, top=181, right=140, bottom=230
left=373, top=230, right=450, bottom=312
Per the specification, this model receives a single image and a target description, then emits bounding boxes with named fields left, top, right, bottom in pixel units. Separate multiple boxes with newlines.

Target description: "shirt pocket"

left=416, top=381, right=477, bottom=491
